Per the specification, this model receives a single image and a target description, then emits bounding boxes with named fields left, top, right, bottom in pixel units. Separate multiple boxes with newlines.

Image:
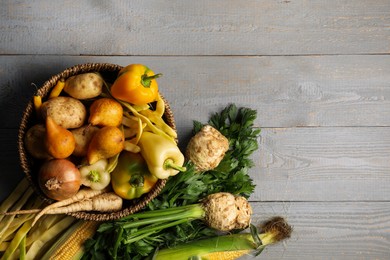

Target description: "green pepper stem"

left=88, top=170, right=100, bottom=183
left=141, top=73, right=162, bottom=88
left=164, top=159, right=187, bottom=172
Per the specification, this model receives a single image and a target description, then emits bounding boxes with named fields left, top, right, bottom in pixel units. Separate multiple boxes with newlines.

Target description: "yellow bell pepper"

left=138, top=132, right=186, bottom=179
left=79, top=159, right=111, bottom=190
left=111, top=151, right=158, bottom=200
left=110, top=64, right=161, bottom=105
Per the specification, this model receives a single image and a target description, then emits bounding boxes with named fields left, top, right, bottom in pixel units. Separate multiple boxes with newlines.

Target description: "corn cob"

left=153, top=217, right=292, bottom=260
left=202, top=249, right=251, bottom=260
left=42, top=220, right=99, bottom=260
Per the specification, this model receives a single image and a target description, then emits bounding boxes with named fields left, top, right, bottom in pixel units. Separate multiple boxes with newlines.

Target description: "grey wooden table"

left=1, top=1, right=390, bottom=259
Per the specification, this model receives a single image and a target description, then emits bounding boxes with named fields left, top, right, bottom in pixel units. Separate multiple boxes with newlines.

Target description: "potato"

left=41, top=96, right=87, bottom=129
left=71, top=125, right=100, bottom=157
left=64, top=73, right=103, bottom=100
left=24, top=124, right=52, bottom=160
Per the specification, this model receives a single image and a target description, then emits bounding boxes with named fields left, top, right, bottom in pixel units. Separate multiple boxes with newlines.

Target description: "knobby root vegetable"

left=186, top=125, right=229, bottom=171
left=202, top=192, right=252, bottom=231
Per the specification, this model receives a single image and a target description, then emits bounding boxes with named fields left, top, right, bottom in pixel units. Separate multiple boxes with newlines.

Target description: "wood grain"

left=240, top=202, right=390, bottom=259
left=1, top=0, right=389, bottom=55
left=253, top=127, right=390, bottom=201
left=1, top=55, right=390, bottom=129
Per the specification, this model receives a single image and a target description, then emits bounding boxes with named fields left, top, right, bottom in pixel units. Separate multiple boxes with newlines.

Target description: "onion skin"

left=38, top=159, right=81, bottom=201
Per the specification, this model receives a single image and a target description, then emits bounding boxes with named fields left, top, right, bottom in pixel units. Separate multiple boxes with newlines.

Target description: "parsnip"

left=1, top=193, right=123, bottom=225
left=32, top=188, right=106, bottom=225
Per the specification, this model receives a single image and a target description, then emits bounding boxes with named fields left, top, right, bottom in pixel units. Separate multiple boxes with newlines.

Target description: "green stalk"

left=0, top=187, right=34, bottom=244
left=124, top=218, right=192, bottom=244
left=164, top=159, right=187, bottom=172
left=108, top=205, right=205, bottom=259
left=120, top=204, right=199, bottom=220
left=1, top=219, right=33, bottom=260
left=0, top=178, right=29, bottom=223
left=153, top=233, right=256, bottom=260
left=141, top=73, right=162, bottom=88
left=120, top=204, right=203, bottom=229
left=19, top=235, right=26, bottom=260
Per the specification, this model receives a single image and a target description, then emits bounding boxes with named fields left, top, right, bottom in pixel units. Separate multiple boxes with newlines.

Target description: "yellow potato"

left=41, top=96, right=87, bottom=129
left=71, top=125, right=100, bottom=157
left=24, top=124, right=52, bottom=160
left=64, top=73, right=103, bottom=100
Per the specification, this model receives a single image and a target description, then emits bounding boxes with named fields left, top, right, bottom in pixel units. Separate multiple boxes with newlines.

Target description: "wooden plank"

left=1, top=126, right=389, bottom=202
left=0, top=129, right=24, bottom=201
left=252, top=127, right=390, bottom=202
left=1, top=0, right=389, bottom=55
left=1, top=55, right=390, bottom=129
left=240, top=202, right=390, bottom=259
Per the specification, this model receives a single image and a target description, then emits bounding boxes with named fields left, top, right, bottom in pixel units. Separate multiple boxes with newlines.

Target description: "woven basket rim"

left=17, top=62, right=175, bottom=221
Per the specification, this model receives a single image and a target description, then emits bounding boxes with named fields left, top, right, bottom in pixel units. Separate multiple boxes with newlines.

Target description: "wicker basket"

left=17, top=63, right=175, bottom=221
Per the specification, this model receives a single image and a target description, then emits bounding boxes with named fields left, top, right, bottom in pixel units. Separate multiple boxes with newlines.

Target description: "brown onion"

left=38, top=159, right=81, bottom=201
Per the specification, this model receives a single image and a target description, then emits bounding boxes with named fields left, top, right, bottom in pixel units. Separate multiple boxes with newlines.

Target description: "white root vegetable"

left=35, top=192, right=122, bottom=215
left=1, top=193, right=122, bottom=226
left=33, top=188, right=107, bottom=225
